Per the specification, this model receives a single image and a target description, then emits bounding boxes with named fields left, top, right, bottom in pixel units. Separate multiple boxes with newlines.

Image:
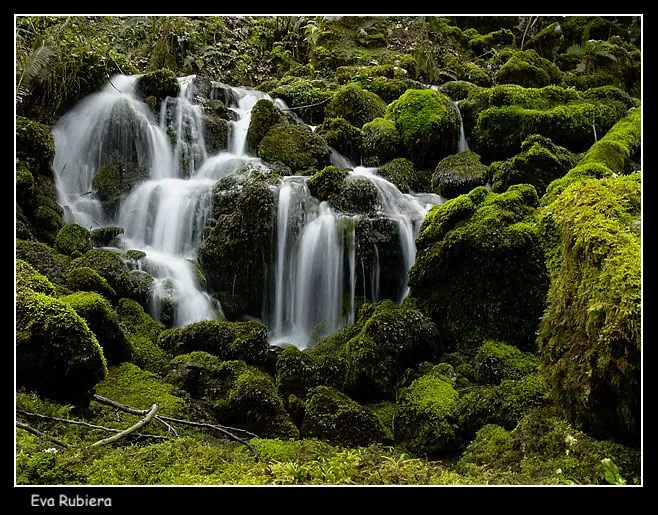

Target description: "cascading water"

left=455, top=100, right=470, bottom=153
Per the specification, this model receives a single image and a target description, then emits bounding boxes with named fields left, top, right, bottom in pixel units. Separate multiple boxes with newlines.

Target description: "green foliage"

left=258, top=123, right=331, bottom=174
left=16, top=259, right=56, bottom=296
left=54, top=223, right=92, bottom=257
left=16, top=116, right=55, bottom=175
left=301, top=386, right=388, bottom=447
left=16, top=289, right=107, bottom=404
left=494, top=49, right=562, bottom=88
left=432, top=151, right=490, bottom=198
left=246, top=99, right=286, bottom=152
left=471, top=340, right=539, bottom=385
left=267, top=77, right=334, bottom=125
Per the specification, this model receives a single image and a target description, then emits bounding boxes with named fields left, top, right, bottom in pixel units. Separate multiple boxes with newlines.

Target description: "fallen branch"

left=16, top=421, right=70, bottom=449
left=88, top=404, right=158, bottom=448
left=277, top=96, right=331, bottom=111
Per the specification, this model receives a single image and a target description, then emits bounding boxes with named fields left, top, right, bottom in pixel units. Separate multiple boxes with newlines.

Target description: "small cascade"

left=226, top=86, right=271, bottom=155
left=455, top=100, right=470, bottom=153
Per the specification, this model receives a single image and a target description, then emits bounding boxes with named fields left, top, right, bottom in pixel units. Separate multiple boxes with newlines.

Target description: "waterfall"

left=455, top=100, right=470, bottom=153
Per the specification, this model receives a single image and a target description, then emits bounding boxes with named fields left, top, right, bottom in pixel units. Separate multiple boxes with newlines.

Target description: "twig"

left=88, top=404, right=158, bottom=448
left=277, top=96, right=331, bottom=111
left=16, top=421, right=70, bottom=449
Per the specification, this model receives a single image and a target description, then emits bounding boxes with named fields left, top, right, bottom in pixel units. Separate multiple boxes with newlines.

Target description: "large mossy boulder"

left=494, top=49, right=562, bottom=88
left=16, top=259, right=57, bottom=296
left=377, top=158, right=418, bottom=193
left=490, top=134, right=577, bottom=197
left=361, top=118, right=404, bottom=167
left=16, top=116, right=55, bottom=176
left=258, top=123, right=331, bottom=175
left=166, top=352, right=299, bottom=439
left=324, top=83, right=387, bottom=129
left=275, top=346, right=346, bottom=399
left=307, top=166, right=349, bottom=202
left=394, top=373, right=459, bottom=457
left=315, top=117, right=363, bottom=165
left=54, top=223, right=92, bottom=257
left=387, top=88, right=461, bottom=169
left=537, top=174, right=640, bottom=445
left=197, top=168, right=277, bottom=318
left=266, top=77, right=334, bottom=125
left=91, top=157, right=149, bottom=217
left=246, top=99, right=286, bottom=153
left=432, top=151, right=490, bottom=198
left=409, top=184, right=549, bottom=353
left=300, top=386, right=388, bottom=447
left=471, top=340, right=540, bottom=385
left=136, top=69, right=180, bottom=100
left=65, top=266, right=117, bottom=302
left=16, top=239, right=70, bottom=286
left=16, top=289, right=107, bottom=404
left=61, top=292, right=132, bottom=366
left=158, top=319, right=269, bottom=366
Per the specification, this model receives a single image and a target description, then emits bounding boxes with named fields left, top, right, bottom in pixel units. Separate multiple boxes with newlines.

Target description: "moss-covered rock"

left=275, top=346, right=346, bottom=399
left=90, top=226, right=125, bottom=248
left=267, top=78, right=334, bottom=125
left=467, top=28, right=515, bottom=55
left=471, top=340, right=540, bottom=385
left=377, top=158, right=418, bottom=193
left=537, top=174, right=640, bottom=445
left=166, top=353, right=298, bottom=439
left=16, top=239, right=70, bottom=286
left=136, top=69, right=180, bottom=100
left=92, top=158, right=148, bottom=216
left=324, top=84, right=386, bottom=129
left=61, top=292, right=132, bottom=366
left=65, top=266, right=117, bottom=302
left=246, top=99, right=286, bottom=152
left=16, top=259, right=57, bottom=296
left=16, top=116, right=55, bottom=176
left=494, top=49, right=562, bottom=88
left=16, top=163, right=36, bottom=211
left=32, top=203, right=64, bottom=246
left=387, top=89, right=461, bottom=169
left=307, top=166, right=349, bottom=202
left=202, top=116, right=230, bottom=154
left=490, top=134, right=577, bottom=197
left=54, top=223, right=92, bottom=257
left=258, top=123, right=331, bottom=175
left=360, top=117, right=404, bottom=167
left=439, top=81, right=481, bottom=102
left=432, top=151, right=490, bottom=198
left=16, top=289, right=107, bottom=404
left=456, top=372, right=550, bottom=438
left=69, top=248, right=141, bottom=303
left=315, top=117, right=363, bottom=164
left=409, top=184, right=549, bottom=353
left=158, top=319, right=269, bottom=366
left=198, top=168, right=277, bottom=318
left=300, top=386, right=388, bottom=447
left=331, top=176, right=381, bottom=215
left=394, top=373, right=458, bottom=456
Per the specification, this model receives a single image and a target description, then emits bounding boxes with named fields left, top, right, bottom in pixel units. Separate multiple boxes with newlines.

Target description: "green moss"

left=331, top=176, right=381, bottom=215
left=315, top=117, right=363, bottom=164
left=432, top=151, right=490, bottom=198
left=364, top=76, right=411, bottom=104
left=387, top=88, right=460, bottom=169
left=490, top=134, right=577, bottom=197
left=360, top=117, right=404, bottom=167
left=467, top=28, right=515, bottom=55
left=409, top=185, right=548, bottom=352
left=54, top=223, right=92, bottom=257
left=90, top=226, right=124, bottom=247
left=377, top=158, right=417, bottom=193
left=136, top=69, right=180, bottom=99
left=16, top=116, right=55, bottom=176
left=324, top=83, right=386, bottom=129
left=394, top=374, right=458, bottom=456
left=267, top=78, right=334, bottom=125
left=32, top=204, right=64, bottom=245
left=471, top=340, right=539, bottom=385
left=16, top=239, right=70, bottom=286
left=16, top=163, right=35, bottom=210
left=367, top=401, right=397, bottom=440
left=166, top=353, right=298, bottom=439
left=307, top=166, right=349, bottom=202
left=92, top=159, right=148, bottom=216
left=494, top=49, right=562, bottom=88
left=301, top=386, right=388, bottom=447
left=455, top=424, right=516, bottom=475
left=16, top=259, right=56, bottom=296
left=203, top=115, right=230, bottom=154
left=158, top=319, right=269, bottom=366
left=438, top=81, right=480, bottom=102
left=275, top=346, right=346, bottom=399
left=61, top=292, right=132, bottom=366
left=537, top=174, right=640, bottom=445
left=246, top=99, right=286, bottom=152
left=16, top=289, right=107, bottom=404
left=258, top=123, right=331, bottom=174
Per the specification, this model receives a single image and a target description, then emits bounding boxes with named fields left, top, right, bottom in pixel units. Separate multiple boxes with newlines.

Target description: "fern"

left=16, top=43, right=55, bottom=104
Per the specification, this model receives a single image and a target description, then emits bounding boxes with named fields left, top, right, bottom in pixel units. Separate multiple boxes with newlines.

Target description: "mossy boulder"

left=16, top=289, right=107, bottom=404
left=394, top=373, right=458, bottom=456
left=456, top=372, right=550, bottom=438
left=90, top=226, right=125, bottom=248
left=315, top=117, right=363, bottom=164
left=267, top=78, right=334, bottom=125
left=258, top=123, right=331, bottom=175
left=432, top=151, right=490, bottom=198
left=65, top=266, right=117, bottom=302
left=360, top=118, right=404, bottom=167
left=439, top=81, right=481, bottom=102
left=61, top=292, right=132, bottom=366
left=202, top=116, right=230, bottom=154
left=490, top=134, right=577, bottom=197
left=16, top=116, right=55, bottom=176
left=307, top=166, right=349, bottom=202
left=409, top=184, right=549, bottom=353
left=246, top=99, right=286, bottom=152
left=54, top=223, right=92, bottom=257
left=197, top=168, right=277, bottom=318
left=166, top=353, right=298, bottom=439
left=331, top=176, right=381, bottom=215
left=32, top=203, right=64, bottom=246
left=324, top=84, right=387, bottom=129
left=377, top=158, right=417, bottom=193
left=275, top=346, right=346, bottom=399
left=158, top=319, right=269, bottom=366
left=537, top=174, right=640, bottom=445
left=300, top=386, right=388, bottom=447
left=69, top=249, right=141, bottom=303
left=16, top=163, right=36, bottom=210
left=16, top=239, right=70, bottom=286
left=136, top=69, right=180, bottom=100
left=16, top=259, right=57, bottom=296
left=91, top=158, right=149, bottom=216
left=387, top=89, right=461, bottom=169
left=471, top=340, right=540, bottom=385
left=494, top=49, right=562, bottom=88
left=467, top=28, right=515, bottom=55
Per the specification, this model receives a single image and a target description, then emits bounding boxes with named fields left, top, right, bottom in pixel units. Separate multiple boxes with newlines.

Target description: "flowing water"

left=52, top=73, right=443, bottom=345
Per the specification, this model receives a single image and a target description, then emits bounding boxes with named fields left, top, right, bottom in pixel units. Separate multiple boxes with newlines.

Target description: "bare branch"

left=88, top=404, right=158, bottom=448
left=16, top=421, right=70, bottom=449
